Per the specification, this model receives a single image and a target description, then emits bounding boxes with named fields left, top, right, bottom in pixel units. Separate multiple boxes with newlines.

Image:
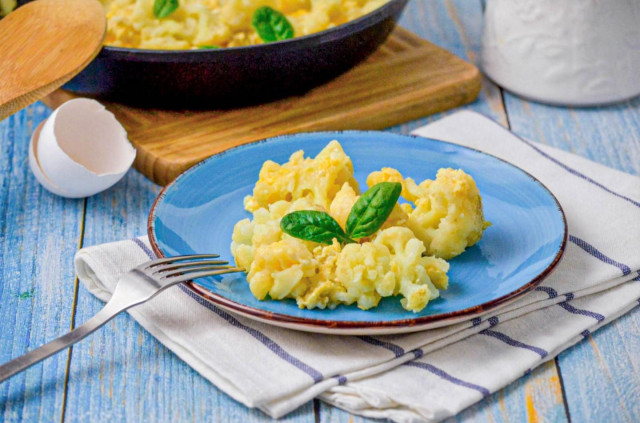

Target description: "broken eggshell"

left=29, top=98, right=136, bottom=198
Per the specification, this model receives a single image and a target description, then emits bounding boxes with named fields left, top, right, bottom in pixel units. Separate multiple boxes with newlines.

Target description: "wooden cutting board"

left=43, top=27, right=480, bottom=186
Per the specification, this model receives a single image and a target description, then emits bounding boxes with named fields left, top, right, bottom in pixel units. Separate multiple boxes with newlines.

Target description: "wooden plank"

left=42, top=27, right=481, bottom=186
left=392, top=0, right=508, bottom=131
left=450, top=362, right=567, bottom=423
left=0, top=103, right=84, bottom=421
left=62, top=170, right=316, bottom=422
left=556, top=311, right=640, bottom=422
left=502, top=91, right=640, bottom=422
left=503, top=94, right=640, bottom=175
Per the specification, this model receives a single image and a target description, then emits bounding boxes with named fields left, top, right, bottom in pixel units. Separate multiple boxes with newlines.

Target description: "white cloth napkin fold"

left=75, top=111, right=640, bottom=422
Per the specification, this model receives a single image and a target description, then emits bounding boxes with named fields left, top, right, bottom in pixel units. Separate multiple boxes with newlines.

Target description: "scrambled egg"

left=231, top=140, right=490, bottom=313
left=99, top=0, right=390, bottom=49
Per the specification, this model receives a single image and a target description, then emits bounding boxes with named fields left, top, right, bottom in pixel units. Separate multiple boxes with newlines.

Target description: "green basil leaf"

left=346, top=182, right=402, bottom=239
left=154, top=0, right=179, bottom=19
left=198, top=45, right=220, bottom=49
left=281, top=211, right=355, bottom=245
left=251, top=6, right=294, bottom=43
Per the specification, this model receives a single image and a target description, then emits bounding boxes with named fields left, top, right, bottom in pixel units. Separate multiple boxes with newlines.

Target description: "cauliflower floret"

left=247, top=238, right=317, bottom=300
left=367, top=167, right=426, bottom=204
left=422, top=255, right=449, bottom=291
left=334, top=242, right=394, bottom=310
left=374, top=227, right=449, bottom=312
left=231, top=197, right=319, bottom=271
left=329, top=183, right=358, bottom=230
left=230, top=218, right=255, bottom=271
left=369, top=167, right=490, bottom=259
left=406, top=168, right=490, bottom=259
left=244, top=140, right=359, bottom=212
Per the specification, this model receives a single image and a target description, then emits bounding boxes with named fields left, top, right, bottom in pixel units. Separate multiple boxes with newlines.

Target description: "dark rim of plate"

left=100, top=0, right=407, bottom=57
left=147, top=130, right=568, bottom=330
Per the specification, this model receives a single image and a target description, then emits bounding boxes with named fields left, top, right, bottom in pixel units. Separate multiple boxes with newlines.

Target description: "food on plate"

left=244, top=139, right=358, bottom=212
left=367, top=167, right=491, bottom=259
left=230, top=140, right=490, bottom=312
left=98, top=0, right=391, bottom=50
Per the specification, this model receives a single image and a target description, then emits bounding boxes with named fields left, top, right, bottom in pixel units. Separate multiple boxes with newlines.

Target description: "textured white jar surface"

left=481, top=0, right=640, bottom=106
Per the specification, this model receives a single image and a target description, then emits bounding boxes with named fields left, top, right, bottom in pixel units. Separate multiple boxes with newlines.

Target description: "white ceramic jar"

left=481, top=0, right=640, bottom=106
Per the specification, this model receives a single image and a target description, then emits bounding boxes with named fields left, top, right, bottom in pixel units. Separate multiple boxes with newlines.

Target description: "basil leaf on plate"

left=154, top=0, right=179, bottom=19
left=252, top=6, right=294, bottom=42
left=346, top=182, right=402, bottom=239
left=281, top=211, right=355, bottom=245
left=198, top=45, right=220, bottom=49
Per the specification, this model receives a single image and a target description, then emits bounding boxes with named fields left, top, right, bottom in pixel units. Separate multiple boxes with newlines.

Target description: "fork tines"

left=146, top=254, right=220, bottom=266
left=151, top=260, right=229, bottom=274
left=141, top=254, right=243, bottom=282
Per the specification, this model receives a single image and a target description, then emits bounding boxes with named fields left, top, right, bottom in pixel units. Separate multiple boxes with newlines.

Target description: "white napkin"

left=75, top=111, right=640, bottom=422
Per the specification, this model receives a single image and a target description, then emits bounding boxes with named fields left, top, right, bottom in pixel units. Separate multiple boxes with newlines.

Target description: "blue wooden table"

left=1, top=1, right=639, bottom=421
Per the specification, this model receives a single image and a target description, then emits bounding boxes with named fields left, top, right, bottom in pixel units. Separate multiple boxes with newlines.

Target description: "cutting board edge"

left=142, top=65, right=481, bottom=185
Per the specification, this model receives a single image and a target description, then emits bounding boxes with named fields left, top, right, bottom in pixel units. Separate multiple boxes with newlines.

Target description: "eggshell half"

left=29, top=120, right=76, bottom=197
left=33, top=99, right=136, bottom=198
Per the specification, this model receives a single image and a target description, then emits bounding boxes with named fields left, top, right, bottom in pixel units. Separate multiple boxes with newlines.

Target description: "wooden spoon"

left=0, top=0, right=105, bottom=121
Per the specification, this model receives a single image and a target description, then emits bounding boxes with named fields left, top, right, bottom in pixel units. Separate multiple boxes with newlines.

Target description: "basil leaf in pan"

left=252, top=6, right=294, bottom=42
left=154, top=0, right=179, bottom=19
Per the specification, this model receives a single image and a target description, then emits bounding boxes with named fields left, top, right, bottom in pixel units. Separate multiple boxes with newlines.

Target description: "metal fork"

left=0, top=254, right=242, bottom=383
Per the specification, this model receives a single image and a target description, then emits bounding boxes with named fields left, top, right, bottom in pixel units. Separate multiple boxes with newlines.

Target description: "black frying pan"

left=55, top=0, right=409, bottom=109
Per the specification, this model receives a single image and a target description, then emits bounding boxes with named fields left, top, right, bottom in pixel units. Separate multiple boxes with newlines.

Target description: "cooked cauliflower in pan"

left=231, top=140, right=489, bottom=313
left=98, top=0, right=390, bottom=50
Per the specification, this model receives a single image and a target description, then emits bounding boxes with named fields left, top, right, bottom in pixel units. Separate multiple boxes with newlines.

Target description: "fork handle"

left=0, top=299, right=125, bottom=383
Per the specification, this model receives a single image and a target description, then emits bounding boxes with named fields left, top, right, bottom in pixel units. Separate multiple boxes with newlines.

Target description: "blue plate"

left=148, top=131, right=567, bottom=334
